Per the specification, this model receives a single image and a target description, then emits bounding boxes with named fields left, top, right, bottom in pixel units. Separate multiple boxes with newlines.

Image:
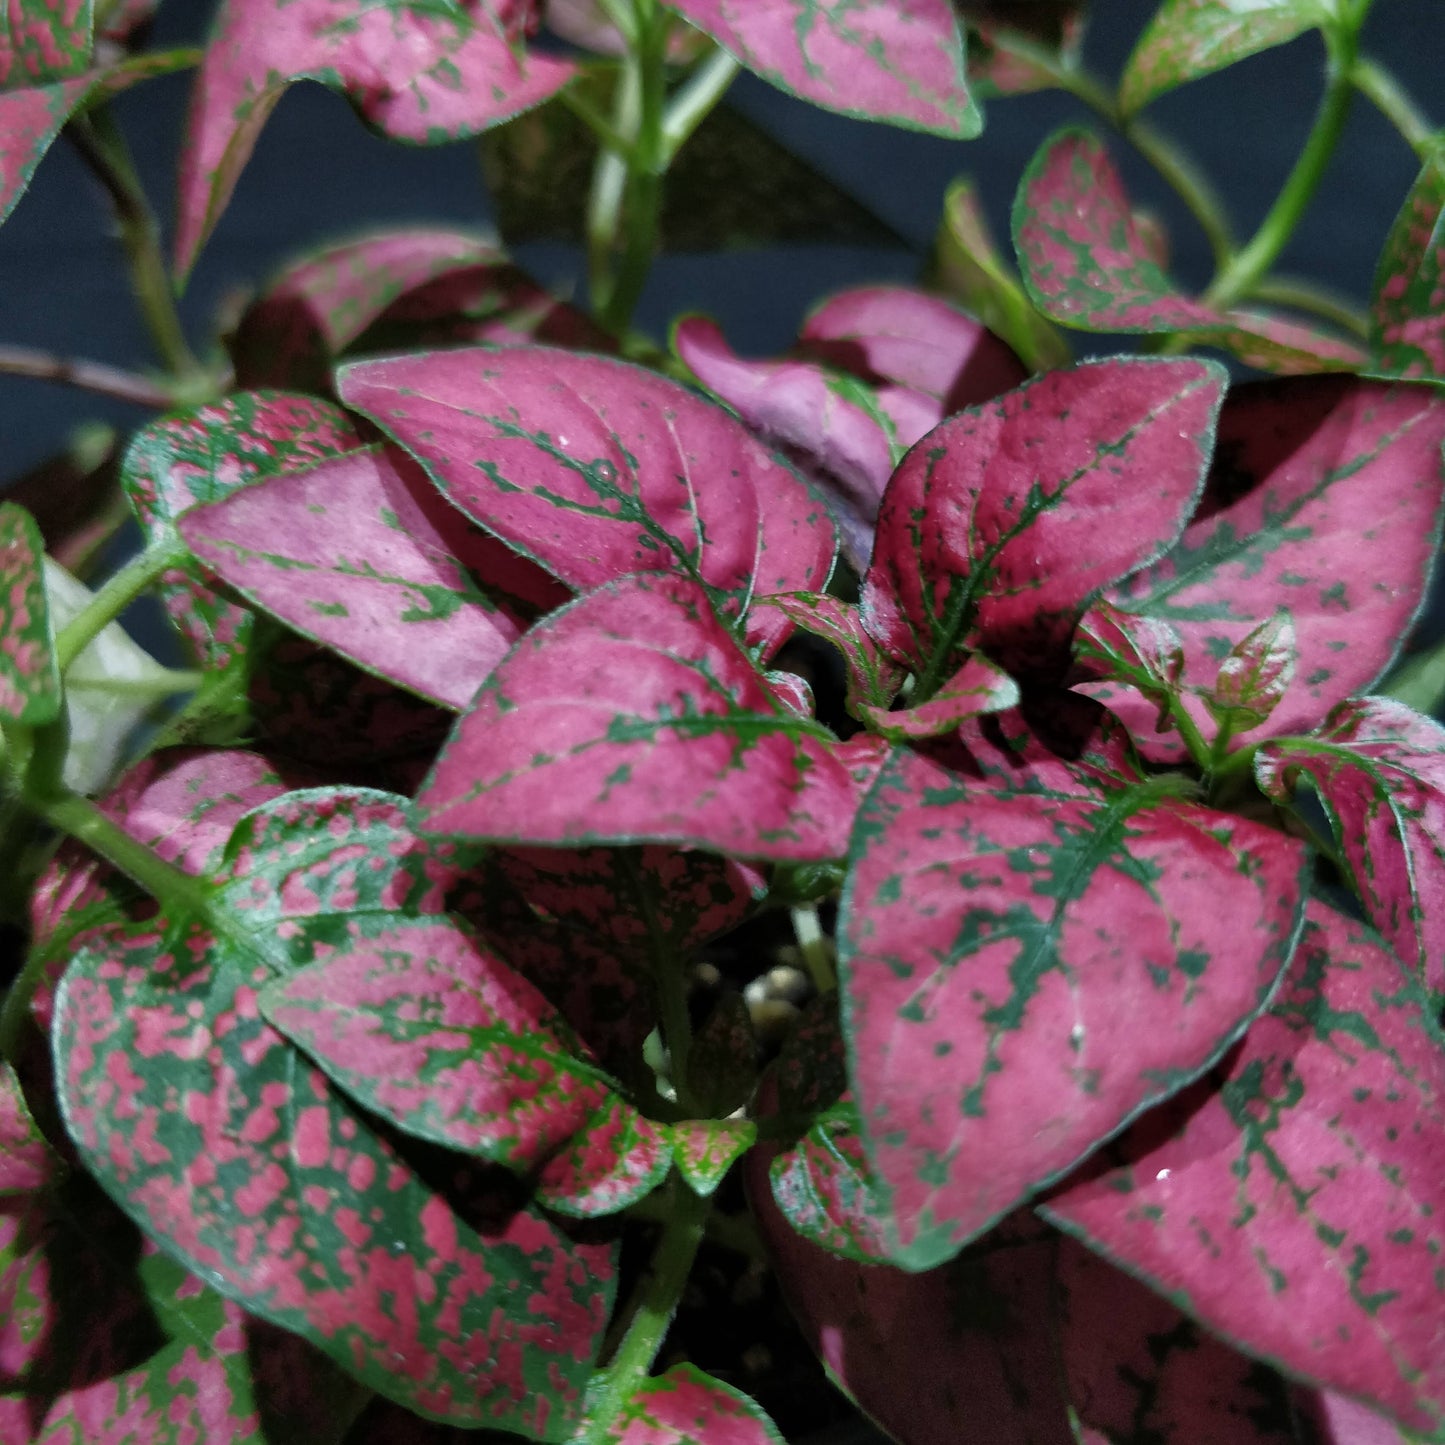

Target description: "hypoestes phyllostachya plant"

left=2, top=0, right=1445, bottom=1441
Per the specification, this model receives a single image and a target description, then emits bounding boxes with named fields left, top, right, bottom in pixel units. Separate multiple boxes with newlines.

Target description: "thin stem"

left=790, top=904, right=835, bottom=994
left=586, top=54, right=640, bottom=315
left=66, top=108, right=207, bottom=386
left=1205, top=26, right=1359, bottom=309
left=1243, top=275, right=1370, bottom=338
left=584, top=1178, right=710, bottom=1440
left=1352, top=55, right=1438, bottom=159
left=558, top=84, right=637, bottom=160
left=73, top=668, right=205, bottom=699
left=984, top=33, right=1235, bottom=266
left=660, top=45, right=740, bottom=160
left=1165, top=695, right=1215, bottom=776
left=54, top=538, right=188, bottom=673
left=0, top=345, right=171, bottom=407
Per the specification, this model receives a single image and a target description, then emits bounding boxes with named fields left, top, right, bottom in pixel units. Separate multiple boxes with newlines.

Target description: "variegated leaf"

left=855, top=650, right=1018, bottom=740
left=660, top=0, right=979, bottom=137
left=175, top=0, right=576, bottom=275
left=1101, top=377, right=1445, bottom=758
left=840, top=719, right=1308, bottom=1268
left=862, top=356, right=1222, bottom=684
left=417, top=573, right=858, bottom=862
left=1256, top=696, right=1445, bottom=992
left=0, top=0, right=92, bottom=87
left=0, top=501, right=59, bottom=723
left=1205, top=609, right=1296, bottom=735
left=1046, top=901, right=1445, bottom=1437
left=592, top=1363, right=785, bottom=1444
left=1014, top=129, right=1368, bottom=373
left=1371, top=152, right=1445, bottom=382
left=667, top=1117, right=755, bottom=1197
left=338, top=346, right=835, bottom=653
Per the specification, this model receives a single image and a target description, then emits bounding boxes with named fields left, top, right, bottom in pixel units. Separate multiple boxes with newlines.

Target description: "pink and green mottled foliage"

left=54, top=915, right=614, bottom=1436
left=1371, top=152, right=1445, bottom=381
left=862, top=356, right=1223, bottom=685
left=1045, top=902, right=1445, bottom=1439
left=178, top=442, right=558, bottom=711
left=667, top=1117, right=755, bottom=1197
left=0, top=0, right=92, bottom=87
left=417, top=572, right=859, bottom=862
left=840, top=716, right=1309, bottom=1268
left=1014, top=130, right=1367, bottom=373
left=0, top=501, right=59, bottom=724
left=661, top=0, right=978, bottom=137
left=0, top=1062, right=53, bottom=1194
left=1257, top=696, right=1445, bottom=993
left=596, top=1363, right=784, bottom=1444
left=675, top=286, right=1024, bottom=571
left=855, top=650, right=1019, bottom=741
left=1118, top=0, right=1326, bottom=114
left=339, top=346, right=836, bottom=654
left=259, top=914, right=671, bottom=1216
left=1204, top=609, right=1296, bottom=735
left=230, top=228, right=610, bottom=394
left=121, top=393, right=366, bottom=669
left=1096, top=377, right=1445, bottom=759
left=175, top=0, right=576, bottom=276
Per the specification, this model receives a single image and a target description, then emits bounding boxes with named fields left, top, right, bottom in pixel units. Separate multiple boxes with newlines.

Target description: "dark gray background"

left=1, top=3, right=1439, bottom=481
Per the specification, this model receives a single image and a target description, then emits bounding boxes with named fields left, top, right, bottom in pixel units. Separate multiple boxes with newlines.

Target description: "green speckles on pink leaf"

left=0, top=501, right=59, bottom=724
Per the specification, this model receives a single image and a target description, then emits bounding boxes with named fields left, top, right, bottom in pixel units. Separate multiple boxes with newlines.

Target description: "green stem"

left=1204, top=26, right=1360, bottom=310
left=586, top=54, right=640, bottom=316
left=54, top=538, right=187, bottom=673
left=1165, top=695, right=1215, bottom=776
left=66, top=108, right=207, bottom=387
left=1243, top=275, right=1370, bottom=338
left=584, top=1178, right=710, bottom=1440
left=559, top=85, right=637, bottom=161
left=790, top=904, right=835, bottom=994
left=985, top=34, right=1235, bottom=266
left=1352, top=55, right=1437, bottom=158
left=660, top=45, right=740, bottom=161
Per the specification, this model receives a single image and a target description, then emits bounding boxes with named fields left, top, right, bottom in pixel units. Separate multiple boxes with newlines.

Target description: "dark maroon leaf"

left=1014, top=130, right=1368, bottom=373
left=178, top=443, right=550, bottom=709
left=231, top=228, right=610, bottom=393
left=54, top=914, right=615, bottom=1434
left=0, top=501, right=59, bottom=724
left=1058, top=1235, right=1298, bottom=1444
left=839, top=720, right=1308, bottom=1268
left=1256, top=696, right=1445, bottom=992
left=661, top=0, right=979, bottom=137
left=259, top=914, right=670, bottom=1216
left=597, top=1362, right=785, bottom=1444
left=121, top=393, right=366, bottom=668
left=1297, top=1390, right=1417, bottom=1444
left=338, top=346, right=836, bottom=651
left=1371, top=152, right=1445, bottom=381
left=1044, top=901, right=1445, bottom=1438
left=175, top=0, right=576, bottom=276
left=1119, top=0, right=1325, bottom=114
left=1100, top=377, right=1445, bottom=758
left=417, top=573, right=858, bottom=862
left=862, top=356, right=1223, bottom=684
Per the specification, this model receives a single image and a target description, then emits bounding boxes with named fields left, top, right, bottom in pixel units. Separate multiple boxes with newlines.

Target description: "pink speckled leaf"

left=175, top=0, right=576, bottom=276
left=1256, top=696, right=1445, bottom=992
left=1014, top=130, right=1368, bottom=374
left=0, top=501, right=59, bottom=723
left=1044, top=901, right=1445, bottom=1439
left=686, top=991, right=757, bottom=1118
left=661, top=0, right=977, bottom=136
left=259, top=915, right=670, bottom=1216
left=598, top=1363, right=784, bottom=1444
left=179, top=443, right=550, bottom=710
left=0, top=1063, right=56, bottom=1196
left=1101, top=377, right=1445, bottom=758
left=121, top=393, right=366, bottom=669
left=1119, top=0, right=1324, bottom=114
left=339, top=346, right=836, bottom=652
left=855, top=650, right=1018, bottom=740
left=963, top=4, right=1085, bottom=97
left=747, top=593, right=905, bottom=722
left=54, top=915, right=614, bottom=1436
left=0, top=0, right=92, bottom=87
left=417, top=573, right=858, bottom=862
left=839, top=721, right=1308, bottom=1268
left=746, top=1175, right=1075, bottom=1445
left=231, top=228, right=610, bottom=393
left=862, top=356, right=1223, bottom=685
left=1059, top=1235, right=1298, bottom=1444
left=1205, top=609, right=1296, bottom=735
left=667, top=1117, right=755, bottom=1197
left=1371, top=153, right=1445, bottom=381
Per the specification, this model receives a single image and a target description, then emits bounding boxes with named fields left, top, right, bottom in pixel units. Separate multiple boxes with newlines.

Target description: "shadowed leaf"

left=1371, top=152, right=1445, bottom=382
left=662, top=0, right=979, bottom=137
left=1045, top=902, right=1445, bottom=1440
left=839, top=720, right=1308, bottom=1268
